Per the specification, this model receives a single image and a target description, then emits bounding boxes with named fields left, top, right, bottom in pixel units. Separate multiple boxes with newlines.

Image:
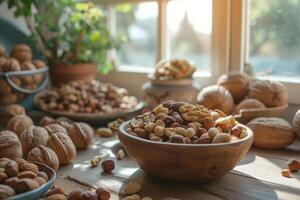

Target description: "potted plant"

left=0, top=0, right=121, bottom=85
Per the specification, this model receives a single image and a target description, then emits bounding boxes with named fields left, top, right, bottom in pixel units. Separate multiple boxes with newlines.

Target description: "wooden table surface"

left=55, top=135, right=300, bottom=200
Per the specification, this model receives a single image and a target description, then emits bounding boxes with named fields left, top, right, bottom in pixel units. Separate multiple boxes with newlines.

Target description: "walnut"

left=0, top=131, right=23, bottom=159
left=197, top=85, right=234, bottom=114
left=0, top=45, right=5, bottom=56
left=249, top=80, right=287, bottom=107
left=217, top=72, right=249, bottom=103
left=32, top=60, right=46, bottom=84
left=0, top=79, right=12, bottom=94
left=7, top=115, right=33, bottom=137
left=20, top=61, right=36, bottom=85
left=45, top=124, right=68, bottom=135
left=247, top=117, right=295, bottom=149
left=293, top=109, right=300, bottom=139
left=46, top=132, right=76, bottom=165
left=10, top=44, right=32, bottom=62
left=2, top=104, right=26, bottom=125
left=56, top=117, right=74, bottom=131
left=19, top=126, right=49, bottom=155
left=2, top=58, right=21, bottom=72
left=39, top=116, right=56, bottom=127
left=235, top=98, right=266, bottom=114
left=179, top=104, right=211, bottom=123
left=68, top=122, right=94, bottom=150
left=27, top=145, right=59, bottom=171
left=0, top=93, right=19, bottom=105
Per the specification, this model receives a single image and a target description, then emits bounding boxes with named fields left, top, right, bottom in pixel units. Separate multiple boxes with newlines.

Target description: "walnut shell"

left=235, top=98, right=266, bottom=114
left=2, top=58, right=21, bottom=72
left=2, top=104, right=26, bottom=125
left=10, top=44, right=32, bottom=62
left=46, top=132, right=76, bottom=165
left=7, top=115, right=33, bottom=137
left=293, top=109, right=300, bottom=139
left=68, top=123, right=94, bottom=150
left=20, top=61, right=36, bottom=85
left=197, top=85, right=234, bottom=114
left=247, top=117, right=295, bottom=149
left=0, top=184, right=15, bottom=198
left=45, top=124, right=68, bottom=135
left=39, top=116, right=56, bottom=127
left=217, top=72, right=249, bottom=103
left=0, top=131, right=23, bottom=159
left=27, top=145, right=59, bottom=171
left=248, top=80, right=287, bottom=107
left=20, top=126, right=49, bottom=155
left=0, top=93, right=19, bottom=105
left=0, top=79, right=12, bottom=94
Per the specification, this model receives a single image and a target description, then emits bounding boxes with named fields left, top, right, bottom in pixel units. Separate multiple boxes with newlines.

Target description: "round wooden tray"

left=34, top=92, right=144, bottom=123
left=234, top=104, right=288, bottom=124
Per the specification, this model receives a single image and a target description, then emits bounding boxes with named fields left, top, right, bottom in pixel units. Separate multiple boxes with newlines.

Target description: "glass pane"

left=115, top=2, right=158, bottom=68
left=249, top=0, right=300, bottom=77
left=167, top=0, right=212, bottom=73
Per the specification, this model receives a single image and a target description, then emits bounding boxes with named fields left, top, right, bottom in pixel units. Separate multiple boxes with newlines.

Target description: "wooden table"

left=55, top=136, right=300, bottom=200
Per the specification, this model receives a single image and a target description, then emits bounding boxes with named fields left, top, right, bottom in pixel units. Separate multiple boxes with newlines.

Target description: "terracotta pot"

left=49, top=63, right=96, bottom=85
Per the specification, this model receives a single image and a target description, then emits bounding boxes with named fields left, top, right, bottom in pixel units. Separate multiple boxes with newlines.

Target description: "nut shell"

left=0, top=131, right=23, bottom=159
left=46, top=132, right=76, bottom=165
left=0, top=184, right=15, bottom=198
left=15, top=178, right=39, bottom=194
left=197, top=85, right=234, bottom=114
left=10, top=44, right=32, bottom=62
left=247, top=117, right=295, bottom=149
left=293, top=109, right=300, bottom=139
left=68, top=122, right=94, bottom=150
left=7, top=115, right=33, bottom=137
left=45, top=124, right=68, bottom=135
left=248, top=80, right=287, bottom=107
left=217, top=72, right=249, bottom=102
left=2, top=104, right=26, bottom=125
left=27, top=145, right=59, bottom=171
left=235, top=98, right=266, bottom=114
left=20, top=126, right=49, bottom=155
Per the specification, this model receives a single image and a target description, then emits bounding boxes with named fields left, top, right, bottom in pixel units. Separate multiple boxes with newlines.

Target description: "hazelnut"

left=81, top=191, right=98, bottom=200
left=287, top=159, right=300, bottom=172
left=20, top=126, right=49, bottom=155
left=169, top=135, right=185, bottom=144
left=15, top=178, right=39, bottom=193
left=0, top=131, right=23, bottom=159
left=101, top=160, right=115, bottom=173
left=68, top=122, right=94, bottom=150
left=27, top=145, right=60, bottom=171
left=96, top=187, right=110, bottom=200
left=7, top=115, right=33, bottom=137
left=0, top=184, right=15, bottom=198
left=67, top=189, right=83, bottom=200
left=10, top=44, right=32, bottom=62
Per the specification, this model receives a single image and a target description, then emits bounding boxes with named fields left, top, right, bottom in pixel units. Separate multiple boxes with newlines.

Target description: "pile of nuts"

left=126, top=101, right=248, bottom=144
left=0, top=106, right=95, bottom=171
left=0, top=44, right=46, bottom=105
left=153, top=59, right=196, bottom=80
left=36, top=80, right=138, bottom=114
left=0, top=158, right=50, bottom=199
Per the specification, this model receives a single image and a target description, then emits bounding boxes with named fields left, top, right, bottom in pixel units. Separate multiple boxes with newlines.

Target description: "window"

left=99, top=0, right=222, bottom=76
left=115, top=2, right=158, bottom=68
left=166, top=0, right=212, bottom=73
left=246, top=0, right=300, bottom=78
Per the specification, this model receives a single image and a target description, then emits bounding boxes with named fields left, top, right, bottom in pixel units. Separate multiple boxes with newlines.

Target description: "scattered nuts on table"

left=281, top=169, right=293, bottom=178
left=108, top=118, right=124, bottom=131
left=101, top=159, right=115, bottom=173
left=287, top=159, right=300, bottom=172
left=90, top=158, right=100, bottom=168
left=36, top=80, right=138, bottom=114
left=96, top=187, right=110, bottom=200
left=97, top=128, right=113, bottom=138
left=127, top=101, right=248, bottom=144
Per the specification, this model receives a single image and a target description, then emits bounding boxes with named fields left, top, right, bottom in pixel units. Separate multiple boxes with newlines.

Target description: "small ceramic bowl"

left=9, top=162, right=56, bottom=200
left=118, top=121, right=253, bottom=183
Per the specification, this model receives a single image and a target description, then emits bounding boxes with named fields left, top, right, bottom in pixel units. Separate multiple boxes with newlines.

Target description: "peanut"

left=153, top=126, right=164, bottom=137
left=212, top=133, right=231, bottom=143
left=184, top=128, right=195, bottom=139
left=96, top=128, right=113, bottom=138
left=208, top=127, right=220, bottom=138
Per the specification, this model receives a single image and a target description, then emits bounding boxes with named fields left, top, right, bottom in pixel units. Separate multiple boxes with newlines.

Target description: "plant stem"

left=74, top=29, right=84, bottom=60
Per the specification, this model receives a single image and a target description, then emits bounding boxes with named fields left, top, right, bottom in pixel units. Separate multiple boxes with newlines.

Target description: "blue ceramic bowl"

left=8, top=162, right=56, bottom=200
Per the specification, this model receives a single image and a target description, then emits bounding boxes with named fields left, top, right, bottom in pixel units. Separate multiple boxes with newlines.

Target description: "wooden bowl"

left=118, top=121, right=253, bottom=183
left=234, top=104, right=288, bottom=124
left=9, top=162, right=56, bottom=200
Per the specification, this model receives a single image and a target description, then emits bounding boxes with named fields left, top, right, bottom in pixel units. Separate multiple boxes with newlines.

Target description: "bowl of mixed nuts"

left=118, top=101, right=253, bottom=183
